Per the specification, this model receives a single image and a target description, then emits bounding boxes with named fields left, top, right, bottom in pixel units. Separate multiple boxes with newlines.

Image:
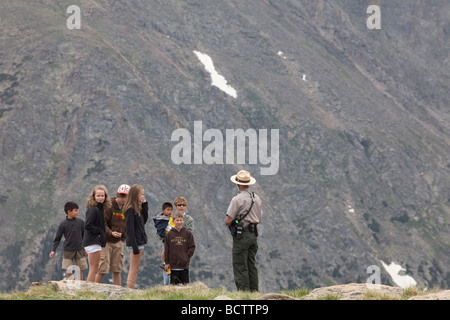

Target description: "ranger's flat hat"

left=230, top=170, right=256, bottom=185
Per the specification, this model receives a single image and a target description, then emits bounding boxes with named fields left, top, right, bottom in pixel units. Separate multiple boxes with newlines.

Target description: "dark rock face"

left=0, top=1, right=449, bottom=292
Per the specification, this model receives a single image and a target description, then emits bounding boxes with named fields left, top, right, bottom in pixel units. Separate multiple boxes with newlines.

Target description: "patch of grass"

left=400, top=286, right=441, bottom=300
left=401, top=287, right=423, bottom=300
left=360, top=286, right=442, bottom=300
left=361, top=290, right=400, bottom=300
left=280, top=287, right=311, bottom=299
left=0, top=285, right=62, bottom=300
left=1, top=282, right=443, bottom=301
left=0, top=282, right=263, bottom=300
left=0, top=284, right=108, bottom=300
left=121, top=282, right=262, bottom=300
left=315, top=294, right=343, bottom=300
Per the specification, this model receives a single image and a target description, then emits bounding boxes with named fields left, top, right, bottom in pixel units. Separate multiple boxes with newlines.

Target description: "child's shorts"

left=127, top=245, right=145, bottom=251
left=98, top=241, right=125, bottom=273
left=62, top=250, right=88, bottom=270
left=84, top=244, right=102, bottom=254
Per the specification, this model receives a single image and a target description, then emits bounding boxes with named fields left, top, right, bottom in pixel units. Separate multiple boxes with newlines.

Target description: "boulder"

left=303, top=283, right=404, bottom=300
left=408, top=290, right=450, bottom=300
left=257, top=293, right=299, bottom=300
left=31, top=280, right=134, bottom=299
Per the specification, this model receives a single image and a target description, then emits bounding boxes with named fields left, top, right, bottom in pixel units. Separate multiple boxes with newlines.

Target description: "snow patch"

left=193, top=50, right=237, bottom=98
left=381, top=261, right=417, bottom=288
left=277, top=51, right=287, bottom=59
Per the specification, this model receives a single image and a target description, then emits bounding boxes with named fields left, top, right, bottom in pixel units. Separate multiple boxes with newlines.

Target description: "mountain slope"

left=0, top=0, right=449, bottom=292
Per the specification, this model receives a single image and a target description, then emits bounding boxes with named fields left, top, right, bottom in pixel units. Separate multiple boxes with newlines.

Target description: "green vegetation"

left=0, top=282, right=437, bottom=300
left=121, top=284, right=262, bottom=300
left=0, top=283, right=261, bottom=301
left=280, top=287, right=311, bottom=299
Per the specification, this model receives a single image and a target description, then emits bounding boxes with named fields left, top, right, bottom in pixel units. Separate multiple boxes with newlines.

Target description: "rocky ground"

left=29, top=281, right=450, bottom=300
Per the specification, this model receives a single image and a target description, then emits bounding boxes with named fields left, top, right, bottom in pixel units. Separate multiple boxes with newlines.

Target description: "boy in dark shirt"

left=164, top=211, right=195, bottom=286
left=153, top=202, right=174, bottom=285
left=153, top=202, right=174, bottom=240
left=49, top=202, right=87, bottom=280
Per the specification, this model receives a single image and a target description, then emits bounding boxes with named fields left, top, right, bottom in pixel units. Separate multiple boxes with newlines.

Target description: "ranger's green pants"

left=232, top=231, right=259, bottom=291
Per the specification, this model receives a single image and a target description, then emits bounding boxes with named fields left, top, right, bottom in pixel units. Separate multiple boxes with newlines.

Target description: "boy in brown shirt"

left=96, top=184, right=130, bottom=285
left=164, top=211, right=195, bottom=285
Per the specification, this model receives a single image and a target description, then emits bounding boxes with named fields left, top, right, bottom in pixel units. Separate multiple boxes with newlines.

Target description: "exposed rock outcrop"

left=31, top=280, right=134, bottom=299
left=303, top=283, right=404, bottom=300
left=28, top=281, right=450, bottom=300
left=408, top=290, right=450, bottom=300
left=257, top=293, right=299, bottom=300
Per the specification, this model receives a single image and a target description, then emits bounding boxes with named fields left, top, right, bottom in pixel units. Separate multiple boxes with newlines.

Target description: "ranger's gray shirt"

left=226, top=189, right=262, bottom=227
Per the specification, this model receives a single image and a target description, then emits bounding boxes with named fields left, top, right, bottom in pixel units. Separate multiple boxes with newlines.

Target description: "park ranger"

left=225, top=170, right=263, bottom=292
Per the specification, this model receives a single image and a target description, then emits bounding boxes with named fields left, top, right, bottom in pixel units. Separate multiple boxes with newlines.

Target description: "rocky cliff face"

left=0, top=0, right=449, bottom=292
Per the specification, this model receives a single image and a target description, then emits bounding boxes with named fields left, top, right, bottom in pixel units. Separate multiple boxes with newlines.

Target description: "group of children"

left=50, top=184, right=196, bottom=289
